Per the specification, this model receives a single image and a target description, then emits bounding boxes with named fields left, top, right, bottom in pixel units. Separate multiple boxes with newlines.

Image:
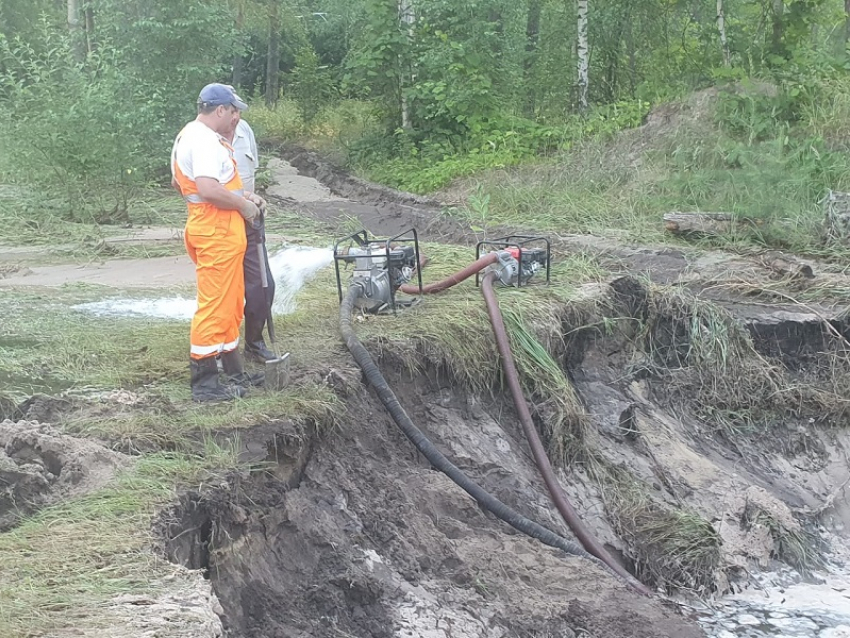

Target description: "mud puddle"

left=72, top=245, right=333, bottom=320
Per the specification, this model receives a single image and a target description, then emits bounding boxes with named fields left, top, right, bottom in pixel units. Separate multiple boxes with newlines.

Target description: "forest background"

left=3, top=0, right=850, bottom=252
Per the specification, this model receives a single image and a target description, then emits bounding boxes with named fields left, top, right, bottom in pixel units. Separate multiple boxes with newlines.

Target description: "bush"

left=0, top=2, right=239, bottom=223
left=0, top=30, right=148, bottom=222
left=349, top=100, right=651, bottom=194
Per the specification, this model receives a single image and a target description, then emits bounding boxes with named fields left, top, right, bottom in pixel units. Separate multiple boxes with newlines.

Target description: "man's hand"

left=245, top=192, right=267, bottom=214
left=238, top=198, right=261, bottom=222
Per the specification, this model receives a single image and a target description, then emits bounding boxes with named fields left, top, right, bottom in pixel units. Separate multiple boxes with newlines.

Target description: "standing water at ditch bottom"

left=696, top=560, right=850, bottom=638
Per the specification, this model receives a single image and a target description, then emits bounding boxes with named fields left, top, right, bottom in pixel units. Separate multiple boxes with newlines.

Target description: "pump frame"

left=474, top=235, right=551, bottom=287
left=333, top=227, right=423, bottom=314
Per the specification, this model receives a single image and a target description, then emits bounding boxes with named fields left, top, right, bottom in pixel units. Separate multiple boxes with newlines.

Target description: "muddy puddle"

left=72, top=245, right=333, bottom=320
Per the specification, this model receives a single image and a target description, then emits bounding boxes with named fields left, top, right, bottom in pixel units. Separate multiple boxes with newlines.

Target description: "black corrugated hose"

left=340, top=284, right=612, bottom=567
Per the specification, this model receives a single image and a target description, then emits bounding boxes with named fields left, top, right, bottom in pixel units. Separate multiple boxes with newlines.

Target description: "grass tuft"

left=591, top=461, right=721, bottom=594
left=0, top=452, right=233, bottom=638
left=743, top=502, right=825, bottom=573
left=501, top=305, right=590, bottom=461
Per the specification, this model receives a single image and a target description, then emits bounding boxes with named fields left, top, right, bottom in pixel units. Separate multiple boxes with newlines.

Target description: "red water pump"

left=476, top=235, right=551, bottom=287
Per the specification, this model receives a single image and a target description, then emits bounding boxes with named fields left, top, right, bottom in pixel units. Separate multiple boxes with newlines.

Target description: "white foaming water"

left=269, top=246, right=334, bottom=314
left=698, top=561, right=850, bottom=638
left=73, top=245, right=333, bottom=320
left=74, top=296, right=197, bottom=320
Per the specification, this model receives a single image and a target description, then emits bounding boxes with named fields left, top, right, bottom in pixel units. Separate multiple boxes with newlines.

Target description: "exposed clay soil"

left=160, top=374, right=702, bottom=638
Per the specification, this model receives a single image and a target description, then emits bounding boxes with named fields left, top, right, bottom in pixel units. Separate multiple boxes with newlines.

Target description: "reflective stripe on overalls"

left=173, top=135, right=248, bottom=360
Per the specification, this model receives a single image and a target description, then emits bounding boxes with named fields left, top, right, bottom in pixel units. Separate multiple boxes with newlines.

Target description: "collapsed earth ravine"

left=160, top=370, right=700, bottom=638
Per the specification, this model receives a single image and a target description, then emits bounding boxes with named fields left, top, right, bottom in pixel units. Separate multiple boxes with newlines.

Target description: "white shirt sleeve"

left=232, top=120, right=259, bottom=192
left=247, top=124, right=259, bottom=171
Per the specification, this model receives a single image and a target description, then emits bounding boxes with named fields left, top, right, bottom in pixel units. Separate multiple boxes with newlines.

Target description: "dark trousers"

left=243, top=216, right=275, bottom=345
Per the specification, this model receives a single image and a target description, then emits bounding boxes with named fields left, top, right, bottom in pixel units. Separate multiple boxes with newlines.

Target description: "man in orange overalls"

left=171, top=83, right=266, bottom=402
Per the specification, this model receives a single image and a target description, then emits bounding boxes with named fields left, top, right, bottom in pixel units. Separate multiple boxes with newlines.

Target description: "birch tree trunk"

left=717, top=0, right=730, bottom=67
left=67, top=0, right=80, bottom=33
left=576, top=0, right=589, bottom=111
left=845, top=0, right=850, bottom=52
left=398, top=0, right=415, bottom=129
left=67, top=0, right=85, bottom=60
left=523, top=0, right=542, bottom=116
left=265, top=0, right=281, bottom=106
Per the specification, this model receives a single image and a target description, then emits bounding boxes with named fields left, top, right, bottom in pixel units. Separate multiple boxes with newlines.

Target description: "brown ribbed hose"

left=481, top=270, right=652, bottom=596
left=399, top=252, right=498, bottom=295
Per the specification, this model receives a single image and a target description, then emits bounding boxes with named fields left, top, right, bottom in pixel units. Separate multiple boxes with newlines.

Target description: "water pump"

left=333, top=229, right=422, bottom=313
left=476, top=235, right=551, bottom=287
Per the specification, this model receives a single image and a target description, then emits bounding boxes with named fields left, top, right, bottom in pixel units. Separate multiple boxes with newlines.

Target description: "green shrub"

left=350, top=99, right=651, bottom=194
left=0, top=31, right=147, bottom=222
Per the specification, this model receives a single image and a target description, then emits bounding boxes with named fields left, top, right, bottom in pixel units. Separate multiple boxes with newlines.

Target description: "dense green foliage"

left=1, top=0, right=850, bottom=229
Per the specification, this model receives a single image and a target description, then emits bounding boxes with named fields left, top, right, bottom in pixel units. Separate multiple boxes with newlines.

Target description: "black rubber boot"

left=220, top=349, right=265, bottom=388
left=244, top=317, right=277, bottom=363
left=244, top=338, right=277, bottom=363
left=191, top=357, right=245, bottom=403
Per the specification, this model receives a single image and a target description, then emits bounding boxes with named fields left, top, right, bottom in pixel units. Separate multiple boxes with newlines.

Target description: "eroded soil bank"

left=159, top=373, right=702, bottom=638
left=154, top=268, right=850, bottom=637
left=3, top=150, right=850, bottom=637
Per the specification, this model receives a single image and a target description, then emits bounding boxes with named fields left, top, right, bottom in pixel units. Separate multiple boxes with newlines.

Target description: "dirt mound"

left=0, top=419, right=129, bottom=530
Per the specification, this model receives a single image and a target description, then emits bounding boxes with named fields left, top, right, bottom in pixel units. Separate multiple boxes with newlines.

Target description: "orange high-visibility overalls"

left=172, top=124, right=247, bottom=360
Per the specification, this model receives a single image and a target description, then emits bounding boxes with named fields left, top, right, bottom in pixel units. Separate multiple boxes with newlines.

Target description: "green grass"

left=431, top=90, right=850, bottom=261
left=248, top=98, right=381, bottom=154
left=0, top=284, right=341, bottom=451
left=0, top=451, right=238, bottom=638
left=590, top=460, right=722, bottom=594
left=0, top=244, right=601, bottom=451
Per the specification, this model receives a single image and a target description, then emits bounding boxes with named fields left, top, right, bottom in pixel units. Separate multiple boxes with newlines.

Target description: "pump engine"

left=334, top=229, right=422, bottom=313
left=476, top=236, right=551, bottom=288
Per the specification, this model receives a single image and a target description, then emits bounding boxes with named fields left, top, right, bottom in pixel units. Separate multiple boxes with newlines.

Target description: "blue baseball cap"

left=197, top=83, right=248, bottom=110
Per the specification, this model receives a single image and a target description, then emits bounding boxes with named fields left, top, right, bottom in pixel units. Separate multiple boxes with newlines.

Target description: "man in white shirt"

left=228, top=116, right=277, bottom=363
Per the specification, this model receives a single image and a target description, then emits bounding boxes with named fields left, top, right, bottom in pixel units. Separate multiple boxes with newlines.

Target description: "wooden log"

left=663, top=212, right=739, bottom=236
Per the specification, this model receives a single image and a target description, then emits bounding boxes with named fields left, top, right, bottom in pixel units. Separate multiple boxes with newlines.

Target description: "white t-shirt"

left=171, top=120, right=238, bottom=186
left=231, top=119, right=259, bottom=193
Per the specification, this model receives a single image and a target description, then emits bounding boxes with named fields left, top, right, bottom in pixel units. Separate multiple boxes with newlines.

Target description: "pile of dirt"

left=0, top=419, right=129, bottom=530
